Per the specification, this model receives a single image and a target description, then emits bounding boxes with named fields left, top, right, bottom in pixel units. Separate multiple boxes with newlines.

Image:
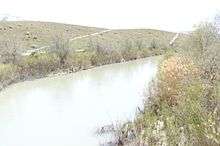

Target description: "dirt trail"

left=169, top=33, right=180, bottom=45
left=22, top=29, right=112, bottom=56
left=22, top=29, right=183, bottom=56
left=69, top=29, right=111, bottom=41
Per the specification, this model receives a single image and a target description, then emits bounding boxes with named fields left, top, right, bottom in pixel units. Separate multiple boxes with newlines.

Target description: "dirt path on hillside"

left=22, top=29, right=112, bottom=56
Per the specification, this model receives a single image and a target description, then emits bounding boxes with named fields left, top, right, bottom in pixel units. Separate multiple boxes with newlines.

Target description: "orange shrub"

left=158, top=55, right=199, bottom=105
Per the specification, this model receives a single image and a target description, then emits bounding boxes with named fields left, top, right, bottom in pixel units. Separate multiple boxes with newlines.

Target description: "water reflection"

left=0, top=57, right=158, bottom=146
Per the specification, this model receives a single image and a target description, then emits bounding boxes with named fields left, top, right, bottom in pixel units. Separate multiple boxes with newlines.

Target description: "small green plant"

left=20, top=53, right=59, bottom=77
left=0, top=63, right=18, bottom=89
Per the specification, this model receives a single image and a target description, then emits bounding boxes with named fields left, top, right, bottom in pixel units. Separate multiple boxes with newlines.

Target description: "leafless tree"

left=135, top=39, right=144, bottom=50
left=50, top=36, right=71, bottom=66
left=187, top=22, right=219, bottom=54
left=183, top=23, right=220, bottom=83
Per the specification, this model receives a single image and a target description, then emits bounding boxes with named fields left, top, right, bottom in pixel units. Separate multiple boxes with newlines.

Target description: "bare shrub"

left=50, top=36, right=71, bottom=66
left=0, top=64, right=19, bottom=89
left=135, top=39, right=144, bottom=50
left=182, top=23, right=220, bottom=83
left=66, top=52, right=92, bottom=70
left=123, top=39, right=133, bottom=50
left=90, top=41, right=121, bottom=65
left=0, top=38, right=21, bottom=64
left=183, top=22, right=219, bottom=55
left=149, top=39, right=159, bottom=50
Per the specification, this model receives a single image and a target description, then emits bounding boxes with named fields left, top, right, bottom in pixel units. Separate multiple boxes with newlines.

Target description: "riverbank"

left=0, top=21, right=184, bottom=92
left=107, top=23, right=220, bottom=146
left=0, top=46, right=164, bottom=92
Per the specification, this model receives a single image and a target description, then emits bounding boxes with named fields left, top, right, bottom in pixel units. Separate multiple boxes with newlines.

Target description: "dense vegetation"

left=1, top=21, right=219, bottom=146
left=0, top=22, right=182, bottom=90
left=0, top=32, right=169, bottom=90
left=113, top=23, right=220, bottom=146
left=0, top=21, right=219, bottom=146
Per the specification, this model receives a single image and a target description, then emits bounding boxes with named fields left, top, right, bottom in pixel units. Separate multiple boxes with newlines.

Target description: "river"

left=0, top=57, right=158, bottom=146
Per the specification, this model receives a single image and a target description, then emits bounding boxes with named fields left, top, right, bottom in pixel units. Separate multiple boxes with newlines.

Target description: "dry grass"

left=71, top=29, right=185, bottom=51
left=0, top=21, right=105, bottom=51
left=0, top=21, right=186, bottom=53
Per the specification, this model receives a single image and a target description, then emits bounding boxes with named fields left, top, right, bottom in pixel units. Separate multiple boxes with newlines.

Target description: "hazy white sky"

left=0, top=0, right=220, bottom=31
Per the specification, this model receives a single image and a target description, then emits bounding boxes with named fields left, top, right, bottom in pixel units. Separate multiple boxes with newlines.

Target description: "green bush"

left=90, top=49, right=122, bottom=66
left=0, top=64, right=18, bottom=88
left=66, top=52, right=92, bottom=70
left=120, top=48, right=138, bottom=61
left=20, top=53, right=60, bottom=77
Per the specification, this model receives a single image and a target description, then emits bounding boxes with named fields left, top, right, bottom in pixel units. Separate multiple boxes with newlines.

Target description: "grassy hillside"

left=71, top=29, right=177, bottom=50
left=0, top=21, right=185, bottom=53
left=0, top=21, right=105, bottom=51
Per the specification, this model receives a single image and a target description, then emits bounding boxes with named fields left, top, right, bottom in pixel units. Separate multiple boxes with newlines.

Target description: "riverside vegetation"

left=109, top=23, right=220, bottom=146
left=0, top=22, right=177, bottom=91
left=1, top=21, right=219, bottom=146
left=0, top=36, right=166, bottom=90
